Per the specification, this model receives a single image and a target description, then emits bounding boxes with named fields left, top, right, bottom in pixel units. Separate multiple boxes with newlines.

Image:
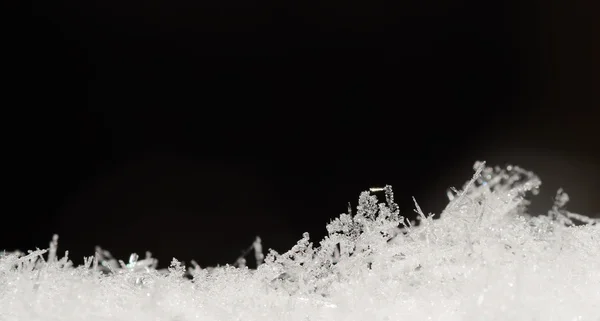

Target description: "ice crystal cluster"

left=1, top=162, right=599, bottom=321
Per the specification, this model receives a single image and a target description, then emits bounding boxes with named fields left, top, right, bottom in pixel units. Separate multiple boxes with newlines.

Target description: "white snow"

left=1, top=161, right=599, bottom=321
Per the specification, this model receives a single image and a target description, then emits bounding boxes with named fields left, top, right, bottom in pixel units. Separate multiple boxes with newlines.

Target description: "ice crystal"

left=1, top=161, right=599, bottom=321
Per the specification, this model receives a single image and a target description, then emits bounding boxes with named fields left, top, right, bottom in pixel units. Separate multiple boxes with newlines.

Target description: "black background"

left=5, top=0, right=599, bottom=267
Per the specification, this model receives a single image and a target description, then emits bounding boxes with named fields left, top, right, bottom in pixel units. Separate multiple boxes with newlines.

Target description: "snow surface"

left=1, top=162, right=599, bottom=321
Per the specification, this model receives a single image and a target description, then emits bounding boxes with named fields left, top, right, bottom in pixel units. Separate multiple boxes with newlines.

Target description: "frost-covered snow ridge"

left=1, top=162, right=599, bottom=321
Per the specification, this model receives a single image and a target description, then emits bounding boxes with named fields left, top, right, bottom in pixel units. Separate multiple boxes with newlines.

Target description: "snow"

left=1, top=162, right=599, bottom=321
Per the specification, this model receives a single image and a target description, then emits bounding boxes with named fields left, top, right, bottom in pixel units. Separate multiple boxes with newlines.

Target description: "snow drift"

left=1, top=162, right=599, bottom=321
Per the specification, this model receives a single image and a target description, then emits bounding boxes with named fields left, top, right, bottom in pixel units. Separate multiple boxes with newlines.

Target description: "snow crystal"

left=1, top=161, right=599, bottom=321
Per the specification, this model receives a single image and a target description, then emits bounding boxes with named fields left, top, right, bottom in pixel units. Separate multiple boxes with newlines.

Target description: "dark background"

left=5, top=0, right=598, bottom=267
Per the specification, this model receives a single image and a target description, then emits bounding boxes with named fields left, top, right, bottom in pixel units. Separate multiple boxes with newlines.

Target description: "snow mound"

left=1, top=162, right=599, bottom=321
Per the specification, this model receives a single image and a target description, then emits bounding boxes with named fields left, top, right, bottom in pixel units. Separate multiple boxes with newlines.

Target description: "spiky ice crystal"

left=1, top=162, right=599, bottom=321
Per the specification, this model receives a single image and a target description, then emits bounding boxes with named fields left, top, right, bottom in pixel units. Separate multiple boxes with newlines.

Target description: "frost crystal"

left=1, top=161, right=599, bottom=321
